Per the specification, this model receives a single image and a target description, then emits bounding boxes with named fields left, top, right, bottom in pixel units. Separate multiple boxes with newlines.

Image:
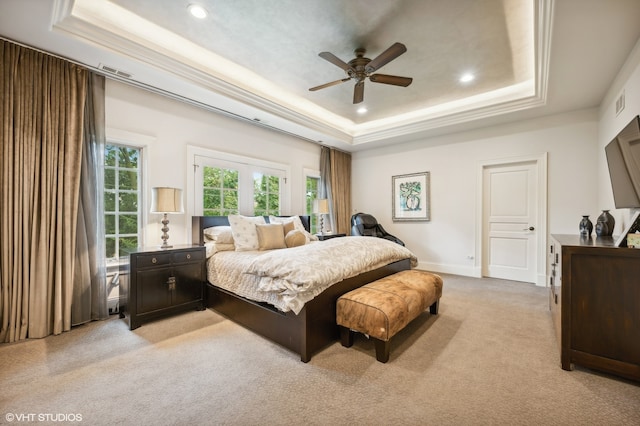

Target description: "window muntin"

left=254, top=172, right=281, bottom=216
left=203, top=166, right=239, bottom=216
left=194, top=154, right=286, bottom=216
left=105, top=144, right=142, bottom=262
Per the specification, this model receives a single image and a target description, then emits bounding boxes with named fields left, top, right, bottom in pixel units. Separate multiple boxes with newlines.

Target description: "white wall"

left=105, top=80, right=320, bottom=247
left=103, top=35, right=640, bottom=276
left=352, top=109, right=599, bottom=276
left=597, top=38, right=640, bottom=231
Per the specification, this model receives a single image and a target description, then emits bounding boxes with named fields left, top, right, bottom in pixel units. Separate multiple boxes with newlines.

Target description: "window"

left=254, top=172, right=281, bottom=216
left=305, top=171, right=320, bottom=234
left=203, top=166, right=239, bottom=216
left=194, top=152, right=288, bottom=216
left=104, top=144, right=142, bottom=262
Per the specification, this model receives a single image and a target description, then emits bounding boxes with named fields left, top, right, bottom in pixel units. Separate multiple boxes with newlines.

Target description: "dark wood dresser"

left=549, top=235, right=640, bottom=381
left=119, top=244, right=205, bottom=330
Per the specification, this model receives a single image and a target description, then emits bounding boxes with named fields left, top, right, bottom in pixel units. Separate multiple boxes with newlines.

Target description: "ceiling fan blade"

left=318, top=51, right=352, bottom=71
left=353, top=81, right=364, bottom=104
left=309, top=78, right=351, bottom=91
left=365, top=42, right=407, bottom=73
left=369, top=74, right=413, bottom=87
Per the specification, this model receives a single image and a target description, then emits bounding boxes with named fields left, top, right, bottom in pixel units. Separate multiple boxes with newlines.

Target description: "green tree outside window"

left=105, top=145, right=141, bottom=261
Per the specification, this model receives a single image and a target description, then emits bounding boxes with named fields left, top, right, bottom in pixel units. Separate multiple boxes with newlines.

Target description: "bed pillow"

left=228, top=215, right=266, bottom=251
left=204, top=241, right=236, bottom=258
left=256, top=223, right=286, bottom=250
left=285, top=229, right=306, bottom=248
left=203, top=226, right=234, bottom=244
left=270, top=215, right=318, bottom=242
left=269, top=215, right=305, bottom=233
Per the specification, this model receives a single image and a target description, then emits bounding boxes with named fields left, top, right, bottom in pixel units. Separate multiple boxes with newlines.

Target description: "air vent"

left=98, top=63, right=132, bottom=79
left=616, top=90, right=625, bottom=116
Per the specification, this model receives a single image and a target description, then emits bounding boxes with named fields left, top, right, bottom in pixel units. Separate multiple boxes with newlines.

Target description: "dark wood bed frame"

left=191, top=215, right=411, bottom=362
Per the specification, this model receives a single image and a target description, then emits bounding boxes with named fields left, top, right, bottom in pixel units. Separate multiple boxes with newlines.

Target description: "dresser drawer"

left=136, top=253, right=172, bottom=268
left=172, top=249, right=204, bottom=264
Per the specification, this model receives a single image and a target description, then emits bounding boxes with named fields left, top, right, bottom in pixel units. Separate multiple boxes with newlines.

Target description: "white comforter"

left=243, top=236, right=418, bottom=313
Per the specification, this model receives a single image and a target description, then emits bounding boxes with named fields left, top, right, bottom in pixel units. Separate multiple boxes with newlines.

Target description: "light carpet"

left=1, top=274, right=639, bottom=425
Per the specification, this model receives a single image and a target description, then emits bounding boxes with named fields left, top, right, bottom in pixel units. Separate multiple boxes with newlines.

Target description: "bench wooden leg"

left=340, top=326, right=354, bottom=347
left=429, top=299, right=440, bottom=315
left=374, top=338, right=390, bottom=363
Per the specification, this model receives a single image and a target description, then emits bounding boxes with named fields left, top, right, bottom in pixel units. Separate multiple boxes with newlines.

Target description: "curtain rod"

left=1, top=36, right=327, bottom=148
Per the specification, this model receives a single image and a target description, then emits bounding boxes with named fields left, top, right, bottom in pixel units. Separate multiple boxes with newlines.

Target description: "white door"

left=482, top=161, right=538, bottom=283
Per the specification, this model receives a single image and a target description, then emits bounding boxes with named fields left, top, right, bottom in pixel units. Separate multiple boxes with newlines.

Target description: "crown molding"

left=51, top=0, right=552, bottom=149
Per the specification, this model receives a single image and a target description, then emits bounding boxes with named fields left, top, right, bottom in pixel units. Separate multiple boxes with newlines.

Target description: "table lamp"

left=313, top=198, right=330, bottom=235
left=150, top=187, right=184, bottom=249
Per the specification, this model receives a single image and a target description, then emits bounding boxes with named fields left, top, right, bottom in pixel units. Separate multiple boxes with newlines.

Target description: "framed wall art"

left=392, top=171, right=430, bottom=222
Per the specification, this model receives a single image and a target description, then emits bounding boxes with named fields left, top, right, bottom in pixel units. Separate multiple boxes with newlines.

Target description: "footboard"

left=205, top=258, right=411, bottom=362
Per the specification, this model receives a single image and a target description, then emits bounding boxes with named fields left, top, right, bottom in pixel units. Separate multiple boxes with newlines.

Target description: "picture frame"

left=392, top=172, right=430, bottom=222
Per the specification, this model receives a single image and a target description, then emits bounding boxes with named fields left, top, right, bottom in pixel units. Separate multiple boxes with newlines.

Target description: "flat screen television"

left=605, top=115, right=640, bottom=208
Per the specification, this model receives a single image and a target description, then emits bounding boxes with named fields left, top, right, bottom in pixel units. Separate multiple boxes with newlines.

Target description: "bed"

left=191, top=215, right=415, bottom=362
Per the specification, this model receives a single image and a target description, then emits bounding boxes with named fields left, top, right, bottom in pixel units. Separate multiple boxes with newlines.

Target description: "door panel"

left=483, top=161, right=537, bottom=283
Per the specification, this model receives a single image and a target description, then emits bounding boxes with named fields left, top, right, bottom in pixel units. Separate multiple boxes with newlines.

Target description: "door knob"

left=522, top=226, right=535, bottom=231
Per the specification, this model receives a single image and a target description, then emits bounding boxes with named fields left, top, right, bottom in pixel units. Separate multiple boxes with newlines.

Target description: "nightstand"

left=119, top=244, right=205, bottom=330
left=316, top=233, right=346, bottom=241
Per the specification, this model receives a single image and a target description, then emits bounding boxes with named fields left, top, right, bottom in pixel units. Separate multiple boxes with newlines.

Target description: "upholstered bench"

left=336, top=269, right=443, bottom=363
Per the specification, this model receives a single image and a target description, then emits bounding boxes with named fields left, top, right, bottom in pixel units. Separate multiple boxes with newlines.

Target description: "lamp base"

left=160, top=213, right=172, bottom=249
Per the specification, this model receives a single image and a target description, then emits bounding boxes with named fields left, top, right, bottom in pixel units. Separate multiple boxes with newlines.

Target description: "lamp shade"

left=313, top=198, right=329, bottom=214
left=150, top=187, right=184, bottom=214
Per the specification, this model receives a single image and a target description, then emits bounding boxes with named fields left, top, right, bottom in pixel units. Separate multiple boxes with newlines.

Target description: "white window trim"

left=106, top=128, right=153, bottom=248
left=186, top=145, right=291, bottom=226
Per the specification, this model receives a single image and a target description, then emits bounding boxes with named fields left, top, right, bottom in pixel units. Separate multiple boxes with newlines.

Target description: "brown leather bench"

left=336, top=269, right=443, bottom=362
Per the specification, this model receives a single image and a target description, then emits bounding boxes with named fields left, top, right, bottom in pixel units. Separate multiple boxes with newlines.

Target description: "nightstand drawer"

left=172, top=249, right=204, bottom=264
left=136, top=253, right=172, bottom=268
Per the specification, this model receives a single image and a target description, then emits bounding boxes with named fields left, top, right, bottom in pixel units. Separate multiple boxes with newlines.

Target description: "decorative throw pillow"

left=203, top=226, right=234, bottom=244
left=228, top=215, right=266, bottom=251
left=256, top=223, right=286, bottom=250
left=281, top=220, right=295, bottom=235
left=269, top=216, right=317, bottom=242
left=269, top=215, right=304, bottom=232
left=285, top=229, right=306, bottom=248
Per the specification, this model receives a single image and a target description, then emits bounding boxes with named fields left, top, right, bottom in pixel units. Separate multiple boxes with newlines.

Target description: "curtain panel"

left=0, top=40, right=100, bottom=342
left=72, top=73, right=107, bottom=325
left=329, top=149, right=351, bottom=234
left=319, top=146, right=352, bottom=235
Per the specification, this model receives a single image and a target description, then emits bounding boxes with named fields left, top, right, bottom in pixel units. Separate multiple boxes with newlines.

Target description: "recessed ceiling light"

left=357, top=107, right=368, bottom=114
left=459, top=73, right=475, bottom=83
left=188, top=4, right=208, bottom=19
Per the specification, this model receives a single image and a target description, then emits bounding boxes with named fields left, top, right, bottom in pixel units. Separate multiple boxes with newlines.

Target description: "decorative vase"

left=596, top=210, right=615, bottom=237
left=579, top=215, right=593, bottom=237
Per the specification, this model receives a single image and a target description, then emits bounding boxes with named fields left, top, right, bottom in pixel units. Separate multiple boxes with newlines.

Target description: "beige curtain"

left=72, top=73, right=107, bottom=325
left=319, top=146, right=352, bottom=235
left=1, top=40, right=87, bottom=342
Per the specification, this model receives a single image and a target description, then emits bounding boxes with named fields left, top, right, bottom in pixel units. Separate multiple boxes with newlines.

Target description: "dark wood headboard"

left=191, top=215, right=311, bottom=246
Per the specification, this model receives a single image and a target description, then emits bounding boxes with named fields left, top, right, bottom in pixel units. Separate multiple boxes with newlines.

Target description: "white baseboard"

left=416, top=261, right=481, bottom=278
left=417, top=261, right=548, bottom=287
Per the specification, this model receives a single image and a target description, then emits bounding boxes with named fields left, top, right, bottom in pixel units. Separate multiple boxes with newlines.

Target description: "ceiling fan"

left=309, top=42, right=413, bottom=104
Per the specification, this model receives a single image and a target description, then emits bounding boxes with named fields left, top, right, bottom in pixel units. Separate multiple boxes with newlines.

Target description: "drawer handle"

left=186, top=254, right=191, bottom=259
left=152, top=257, right=157, bottom=264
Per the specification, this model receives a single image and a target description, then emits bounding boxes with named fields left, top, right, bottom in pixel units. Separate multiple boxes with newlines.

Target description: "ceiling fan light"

left=188, top=4, right=208, bottom=19
left=460, top=73, right=475, bottom=83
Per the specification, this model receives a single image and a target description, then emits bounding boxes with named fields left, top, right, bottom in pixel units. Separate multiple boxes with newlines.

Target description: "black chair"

left=350, top=213, right=404, bottom=246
